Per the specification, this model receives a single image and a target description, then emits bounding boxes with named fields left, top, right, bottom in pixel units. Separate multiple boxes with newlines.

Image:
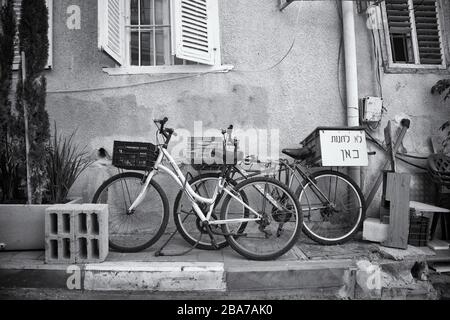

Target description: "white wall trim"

left=102, top=64, right=234, bottom=75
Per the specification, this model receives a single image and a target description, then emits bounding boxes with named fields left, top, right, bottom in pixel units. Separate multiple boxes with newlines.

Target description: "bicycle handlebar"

left=153, top=117, right=176, bottom=146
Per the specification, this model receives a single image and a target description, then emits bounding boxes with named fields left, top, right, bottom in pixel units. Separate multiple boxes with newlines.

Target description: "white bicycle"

left=92, top=118, right=302, bottom=260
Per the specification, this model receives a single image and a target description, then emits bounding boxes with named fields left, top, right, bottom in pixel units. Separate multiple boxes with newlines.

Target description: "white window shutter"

left=173, top=0, right=219, bottom=65
left=98, top=0, right=124, bottom=65
left=12, top=0, right=53, bottom=70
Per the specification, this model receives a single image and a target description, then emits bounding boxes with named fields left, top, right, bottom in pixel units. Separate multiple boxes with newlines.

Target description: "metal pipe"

left=342, top=1, right=361, bottom=185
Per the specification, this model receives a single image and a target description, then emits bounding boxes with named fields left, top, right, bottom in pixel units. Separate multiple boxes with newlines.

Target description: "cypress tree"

left=0, top=0, right=19, bottom=201
left=15, top=0, right=50, bottom=203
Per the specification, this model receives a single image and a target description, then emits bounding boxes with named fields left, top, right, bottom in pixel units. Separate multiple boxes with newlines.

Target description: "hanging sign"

left=319, top=130, right=368, bottom=167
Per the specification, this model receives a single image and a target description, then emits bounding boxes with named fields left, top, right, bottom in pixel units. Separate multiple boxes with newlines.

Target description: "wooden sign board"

left=319, top=130, right=368, bottom=167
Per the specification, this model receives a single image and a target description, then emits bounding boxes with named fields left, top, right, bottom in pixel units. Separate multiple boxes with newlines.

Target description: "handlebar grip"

left=154, top=117, right=169, bottom=124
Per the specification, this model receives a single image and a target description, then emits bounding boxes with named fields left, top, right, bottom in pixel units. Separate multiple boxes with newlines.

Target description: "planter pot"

left=0, top=198, right=82, bottom=251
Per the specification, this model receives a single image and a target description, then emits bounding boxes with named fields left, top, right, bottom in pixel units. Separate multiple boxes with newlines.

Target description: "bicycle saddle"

left=282, top=147, right=313, bottom=161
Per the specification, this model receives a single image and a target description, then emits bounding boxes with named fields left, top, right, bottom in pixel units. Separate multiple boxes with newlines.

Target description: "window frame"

left=102, top=0, right=233, bottom=75
left=380, top=0, right=448, bottom=73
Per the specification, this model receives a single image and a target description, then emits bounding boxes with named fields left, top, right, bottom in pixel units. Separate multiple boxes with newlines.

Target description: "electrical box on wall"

left=362, top=97, right=384, bottom=123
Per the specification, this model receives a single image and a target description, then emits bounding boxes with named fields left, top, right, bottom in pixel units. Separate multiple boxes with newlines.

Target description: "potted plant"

left=0, top=126, right=90, bottom=250
left=45, top=124, right=93, bottom=205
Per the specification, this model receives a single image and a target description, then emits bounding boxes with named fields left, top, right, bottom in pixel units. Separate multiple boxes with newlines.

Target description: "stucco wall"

left=37, top=0, right=449, bottom=214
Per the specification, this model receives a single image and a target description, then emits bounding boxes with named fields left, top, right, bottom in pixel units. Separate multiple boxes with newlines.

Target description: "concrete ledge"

left=226, top=260, right=355, bottom=292
left=0, top=269, right=69, bottom=289
left=84, top=262, right=226, bottom=292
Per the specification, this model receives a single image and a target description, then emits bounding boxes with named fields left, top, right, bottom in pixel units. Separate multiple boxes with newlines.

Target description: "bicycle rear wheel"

left=173, top=173, right=230, bottom=250
left=296, top=170, right=365, bottom=245
left=220, top=177, right=302, bottom=261
left=92, top=171, right=169, bottom=252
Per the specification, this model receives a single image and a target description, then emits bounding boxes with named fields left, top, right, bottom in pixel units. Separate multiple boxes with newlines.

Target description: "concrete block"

left=45, top=204, right=108, bottom=264
left=74, top=204, right=108, bottom=263
left=45, top=236, right=76, bottom=264
left=45, top=205, right=75, bottom=237
left=363, top=218, right=388, bottom=243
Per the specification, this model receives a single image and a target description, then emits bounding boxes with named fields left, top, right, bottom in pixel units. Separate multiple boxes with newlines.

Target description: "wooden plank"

left=428, top=240, right=450, bottom=251
left=382, top=173, right=411, bottom=250
left=431, top=263, right=450, bottom=273
left=365, top=123, right=409, bottom=208
left=410, top=201, right=450, bottom=213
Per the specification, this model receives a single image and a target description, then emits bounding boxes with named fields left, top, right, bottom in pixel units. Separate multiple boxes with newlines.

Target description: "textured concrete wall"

left=38, top=1, right=449, bottom=213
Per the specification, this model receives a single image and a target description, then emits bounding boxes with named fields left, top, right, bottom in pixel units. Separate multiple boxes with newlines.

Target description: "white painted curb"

left=83, top=262, right=226, bottom=292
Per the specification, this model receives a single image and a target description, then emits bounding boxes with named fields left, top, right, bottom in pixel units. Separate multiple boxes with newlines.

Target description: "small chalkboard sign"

left=319, top=130, right=368, bottom=167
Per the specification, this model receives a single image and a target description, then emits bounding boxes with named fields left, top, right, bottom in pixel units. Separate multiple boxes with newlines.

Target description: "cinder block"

left=363, top=218, right=388, bottom=243
left=45, top=205, right=76, bottom=264
left=45, top=204, right=108, bottom=264
left=45, top=236, right=76, bottom=264
left=45, top=205, right=75, bottom=237
left=74, top=204, right=108, bottom=263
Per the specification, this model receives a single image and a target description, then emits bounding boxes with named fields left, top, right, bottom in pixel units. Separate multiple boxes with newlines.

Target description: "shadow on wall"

left=155, top=84, right=270, bottom=130
left=47, top=94, right=154, bottom=148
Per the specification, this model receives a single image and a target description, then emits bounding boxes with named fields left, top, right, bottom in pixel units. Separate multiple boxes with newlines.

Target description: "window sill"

left=103, top=64, right=234, bottom=75
left=383, top=63, right=449, bottom=75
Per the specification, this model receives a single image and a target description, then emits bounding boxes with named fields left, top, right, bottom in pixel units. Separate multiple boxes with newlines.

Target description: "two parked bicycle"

left=92, top=118, right=365, bottom=260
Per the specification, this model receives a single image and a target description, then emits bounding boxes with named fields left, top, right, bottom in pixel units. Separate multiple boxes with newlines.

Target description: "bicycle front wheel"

left=296, top=170, right=365, bottom=245
left=92, top=171, right=169, bottom=252
left=220, top=177, right=302, bottom=261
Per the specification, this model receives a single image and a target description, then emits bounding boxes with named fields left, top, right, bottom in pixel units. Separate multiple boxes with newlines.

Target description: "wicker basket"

left=112, top=141, right=159, bottom=171
left=188, top=137, right=237, bottom=171
left=428, top=154, right=450, bottom=187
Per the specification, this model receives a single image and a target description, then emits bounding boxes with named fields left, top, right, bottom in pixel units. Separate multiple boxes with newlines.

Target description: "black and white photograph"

left=1, top=0, right=450, bottom=307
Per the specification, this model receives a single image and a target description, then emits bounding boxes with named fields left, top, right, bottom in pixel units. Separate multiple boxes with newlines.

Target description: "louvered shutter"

left=386, top=0, right=411, bottom=34
left=413, top=0, right=443, bottom=65
left=12, top=0, right=53, bottom=70
left=173, top=0, right=218, bottom=65
left=98, top=0, right=124, bottom=65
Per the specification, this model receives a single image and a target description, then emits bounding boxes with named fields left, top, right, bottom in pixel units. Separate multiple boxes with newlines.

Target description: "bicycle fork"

left=128, top=170, right=157, bottom=213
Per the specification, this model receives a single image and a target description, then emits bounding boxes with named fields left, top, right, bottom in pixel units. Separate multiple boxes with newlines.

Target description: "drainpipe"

left=342, top=1, right=361, bottom=186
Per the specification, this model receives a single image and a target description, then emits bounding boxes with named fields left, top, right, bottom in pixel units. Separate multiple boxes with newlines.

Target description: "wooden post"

left=365, top=120, right=410, bottom=208
left=21, top=51, right=32, bottom=205
left=381, top=172, right=411, bottom=250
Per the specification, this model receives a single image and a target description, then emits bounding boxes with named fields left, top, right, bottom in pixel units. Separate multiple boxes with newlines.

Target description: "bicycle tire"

left=295, top=170, right=365, bottom=245
left=220, top=176, right=302, bottom=261
left=92, top=171, right=169, bottom=253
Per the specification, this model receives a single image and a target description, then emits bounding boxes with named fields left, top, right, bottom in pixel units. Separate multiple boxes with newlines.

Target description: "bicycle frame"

left=128, top=144, right=262, bottom=225
left=233, top=159, right=334, bottom=212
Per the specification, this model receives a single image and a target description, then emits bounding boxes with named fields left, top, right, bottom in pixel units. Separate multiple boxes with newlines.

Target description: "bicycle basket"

left=188, top=136, right=238, bottom=171
left=112, top=141, right=159, bottom=171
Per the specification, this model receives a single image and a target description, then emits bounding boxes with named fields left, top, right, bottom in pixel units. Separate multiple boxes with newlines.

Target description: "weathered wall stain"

left=47, top=94, right=153, bottom=148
